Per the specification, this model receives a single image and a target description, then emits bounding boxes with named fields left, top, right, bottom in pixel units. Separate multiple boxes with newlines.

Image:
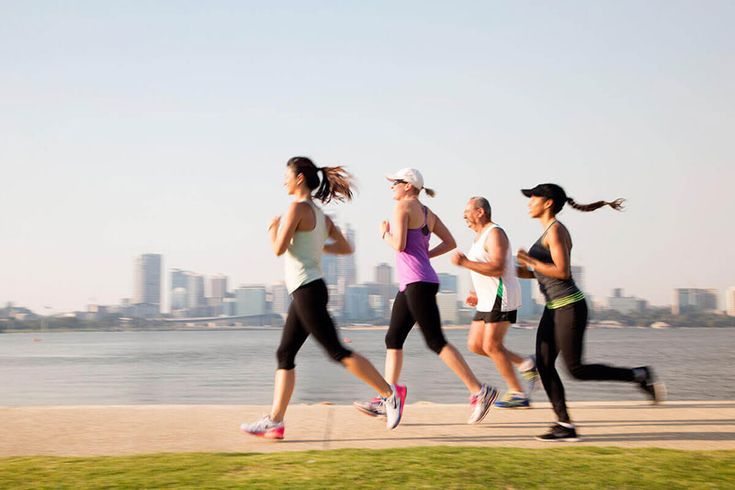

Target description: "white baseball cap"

left=385, top=168, right=425, bottom=190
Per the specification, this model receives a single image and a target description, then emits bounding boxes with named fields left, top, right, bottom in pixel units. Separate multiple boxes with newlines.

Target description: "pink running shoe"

left=384, top=384, right=407, bottom=430
left=240, top=415, right=285, bottom=440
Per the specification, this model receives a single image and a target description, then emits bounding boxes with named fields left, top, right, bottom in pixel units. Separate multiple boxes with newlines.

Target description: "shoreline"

left=0, top=323, right=720, bottom=335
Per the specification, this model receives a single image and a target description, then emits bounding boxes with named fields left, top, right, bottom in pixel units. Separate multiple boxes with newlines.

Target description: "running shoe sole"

left=494, top=404, right=532, bottom=409
left=534, top=435, right=581, bottom=442
left=240, top=427, right=284, bottom=440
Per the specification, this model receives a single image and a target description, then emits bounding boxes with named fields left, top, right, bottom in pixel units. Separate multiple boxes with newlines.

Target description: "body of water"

left=1, top=327, right=732, bottom=405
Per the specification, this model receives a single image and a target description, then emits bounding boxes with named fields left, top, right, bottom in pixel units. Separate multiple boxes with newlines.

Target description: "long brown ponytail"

left=286, top=156, right=354, bottom=204
left=565, top=197, right=625, bottom=212
left=316, top=166, right=354, bottom=203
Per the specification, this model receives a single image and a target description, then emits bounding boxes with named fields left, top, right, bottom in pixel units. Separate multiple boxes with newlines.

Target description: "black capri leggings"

left=276, top=279, right=352, bottom=370
left=536, top=299, right=634, bottom=423
left=385, top=281, right=448, bottom=354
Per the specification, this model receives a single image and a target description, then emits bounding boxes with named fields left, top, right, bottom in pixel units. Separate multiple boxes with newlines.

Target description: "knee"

left=329, top=347, right=353, bottom=364
left=276, top=346, right=295, bottom=370
left=567, top=362, right=587, bottom=380
left=426, top=335, right=447, bottom=355
left=483, top=338, right=503, bottom=356
left=467, top=339, right=484, bottom=355
left=385, top=332, right=404, bottom=350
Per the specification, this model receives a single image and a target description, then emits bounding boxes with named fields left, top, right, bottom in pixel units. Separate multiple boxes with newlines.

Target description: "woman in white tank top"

left=240, top=157, right=406, bottom=440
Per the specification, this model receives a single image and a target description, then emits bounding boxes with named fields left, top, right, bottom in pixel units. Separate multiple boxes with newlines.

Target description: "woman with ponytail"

left=240, top=157, right=406, bottom=440
left=516, top=183, right=665, bottom=442
left=354, top=168, right=499, bottom=425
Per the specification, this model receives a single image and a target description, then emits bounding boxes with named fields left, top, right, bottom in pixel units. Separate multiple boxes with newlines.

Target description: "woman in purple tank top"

left=354, top=168, right=499, bottom=424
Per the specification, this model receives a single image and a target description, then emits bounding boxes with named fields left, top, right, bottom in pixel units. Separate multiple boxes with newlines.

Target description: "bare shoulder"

left=547, top=221, right=571, bottom=246
left=485, top=226, right=508, bottom=249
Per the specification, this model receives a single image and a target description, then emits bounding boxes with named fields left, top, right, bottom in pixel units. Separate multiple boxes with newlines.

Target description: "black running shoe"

left=535, top=424, right=580, bottom=442
left=637, top=366, right=666, bottom=404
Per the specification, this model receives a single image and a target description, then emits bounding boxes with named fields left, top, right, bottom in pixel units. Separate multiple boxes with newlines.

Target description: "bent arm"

left=526, top=226, right=571, bottom=280
left=428, top=214, right=456, bottom=258
left=383, top=205, right=409, bottom=252
left=270, top=203, right=302, bottom=256
left=324, top=216, right=353, bottom=255
left=459, top=228, right=508, bottom=277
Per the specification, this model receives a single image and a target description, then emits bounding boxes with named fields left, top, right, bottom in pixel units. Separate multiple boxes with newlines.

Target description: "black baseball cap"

left=521, top=184, right=568, bottom=213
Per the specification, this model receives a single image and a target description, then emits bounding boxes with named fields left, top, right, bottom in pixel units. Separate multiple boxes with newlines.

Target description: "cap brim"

left=385, top=173, right=400, bottom=182
left=521, top=189, right=534, bottom=197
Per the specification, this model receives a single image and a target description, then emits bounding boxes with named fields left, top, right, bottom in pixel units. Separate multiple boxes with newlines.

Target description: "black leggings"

left=276, top=279, right=352, bottom=370
left=385, top=282, right=448, bottom=354
left=536, top=300, right=634, bottom=423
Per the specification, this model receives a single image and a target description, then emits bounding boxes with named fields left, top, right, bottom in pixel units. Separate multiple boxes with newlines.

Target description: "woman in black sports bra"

left=516, top=183, right=665, bottom=442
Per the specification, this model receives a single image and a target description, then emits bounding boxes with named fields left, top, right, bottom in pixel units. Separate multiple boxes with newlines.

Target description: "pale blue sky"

left=1, top=1, right=733, bottom=312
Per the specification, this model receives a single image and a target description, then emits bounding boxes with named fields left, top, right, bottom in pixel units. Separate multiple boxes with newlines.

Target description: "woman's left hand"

left=380, top=220, right=390, bottom=238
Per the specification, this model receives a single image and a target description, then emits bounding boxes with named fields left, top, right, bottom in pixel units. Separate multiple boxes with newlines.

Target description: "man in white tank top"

left=451, top=197, right=539, bottom=408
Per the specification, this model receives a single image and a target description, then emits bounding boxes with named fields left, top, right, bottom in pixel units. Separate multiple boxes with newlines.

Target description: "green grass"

left=1, top=447, right=733, bottom=489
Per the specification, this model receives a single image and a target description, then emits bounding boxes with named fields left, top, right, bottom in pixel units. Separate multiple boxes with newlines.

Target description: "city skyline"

left=2, top=2, right=733, bottom=312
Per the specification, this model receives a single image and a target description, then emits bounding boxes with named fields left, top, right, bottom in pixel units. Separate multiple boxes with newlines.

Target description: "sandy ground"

left=2, top=400, right=733, bottom=456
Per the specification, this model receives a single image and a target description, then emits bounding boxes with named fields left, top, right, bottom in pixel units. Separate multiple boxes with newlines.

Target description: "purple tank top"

left=396, top=206, right=440, bottom=291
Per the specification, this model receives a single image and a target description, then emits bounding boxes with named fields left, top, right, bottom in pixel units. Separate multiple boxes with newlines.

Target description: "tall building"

left=375, top=263, right=393, bottom=285
left=321, top=213, right=339, bottom=287
left=437, top=291, right=459, bottom=324
left=337, top=224, right=357, bottom=291
left=322, top=254, right=338, bottom=287
left=607, top=289, right=647, bottom=314
left=170, top=269, right=188, bottom=290
left=170, top=287, right=188, bottom=311
left=344, top=284, right=371, bottom=322
left=209, top=274, right=228, bottom=300
left=186, top=272, right=205, bottom=310
left=133, top=254, right=162, bottom=312
left=170, top=268, right=188, bottom=309
left=269, top=282, right=291, bottom=316
left=437, top=273, right=458, bottom=293
left=374, top=263, right=395, bottom=322
left=235, top=285, right=267, bottom=316
left=726, top=288, right=735, bottom=317
left=570, top=265, right=585, bottom=294
left=518, top=278, right=538, bottom=320
left=673, top=288, right=718, bottom=315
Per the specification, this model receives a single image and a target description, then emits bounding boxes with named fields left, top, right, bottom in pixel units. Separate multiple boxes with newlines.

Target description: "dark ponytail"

left=286, top=156, right=354, bottom=204
left=565, top=197, right=625, bottom=213
left=316, top=166, right=354, bottom=203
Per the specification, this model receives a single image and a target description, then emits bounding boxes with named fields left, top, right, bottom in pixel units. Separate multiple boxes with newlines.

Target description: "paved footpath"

left=2, top=401, right=733, bottom=456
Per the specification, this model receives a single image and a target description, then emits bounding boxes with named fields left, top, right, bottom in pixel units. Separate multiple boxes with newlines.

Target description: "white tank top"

left=466, top=223, right=522, bottom=313
left=284, top=201, right=328, bottom=294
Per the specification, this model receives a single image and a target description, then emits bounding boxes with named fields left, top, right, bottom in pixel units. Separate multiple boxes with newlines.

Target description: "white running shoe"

left=468, top=384, right=499, bottom=424
left=383, top=384, right=407, bottom=430
left=240, top=415, right=285, bottom=440
left=353, top=396, right=386, bottom=418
